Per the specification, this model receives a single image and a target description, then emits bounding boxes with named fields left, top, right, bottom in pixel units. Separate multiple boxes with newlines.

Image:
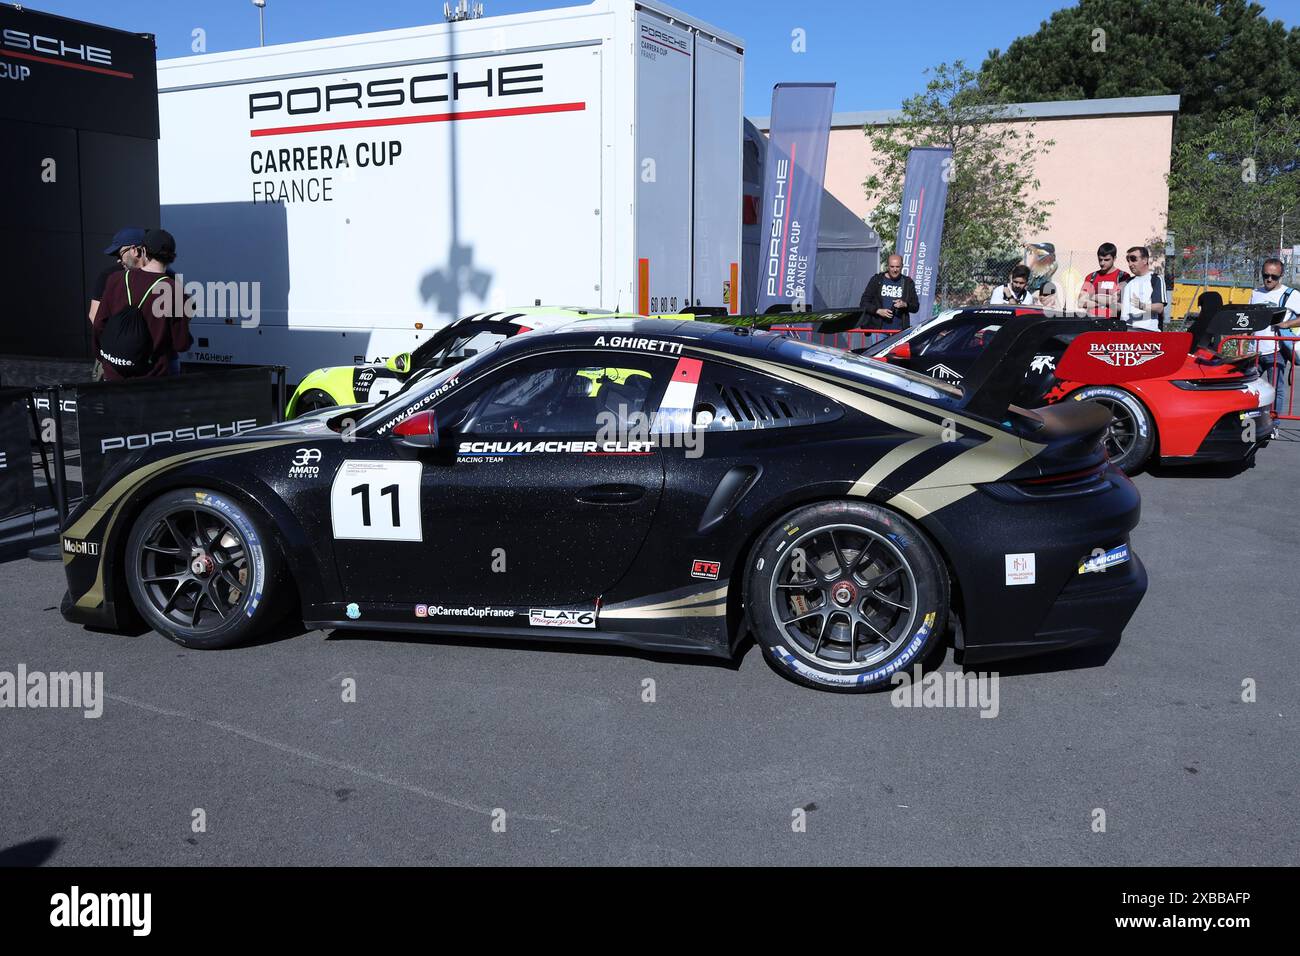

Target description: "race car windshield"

left=777, top=339, right=963, bottom=400
left=349, top=342, right=504, bottom=432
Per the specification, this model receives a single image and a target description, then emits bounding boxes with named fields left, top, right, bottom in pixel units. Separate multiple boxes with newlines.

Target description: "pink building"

left=754, top=95, right=1179, bottom=308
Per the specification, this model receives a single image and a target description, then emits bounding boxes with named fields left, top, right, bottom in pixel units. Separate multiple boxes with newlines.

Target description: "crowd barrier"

left=0, top=366, right=286, bottom=561
left=1218, top=335, right=1297, bottom=422
left=0, top=388, right=41, bottom=559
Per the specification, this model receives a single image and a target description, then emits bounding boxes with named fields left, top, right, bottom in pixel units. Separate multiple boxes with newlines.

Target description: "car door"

left=330, top=349, right=674, bottom=608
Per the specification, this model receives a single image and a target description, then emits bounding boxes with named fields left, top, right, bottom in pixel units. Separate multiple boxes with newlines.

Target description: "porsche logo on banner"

left=1056, top=332, right=1192, bottom=384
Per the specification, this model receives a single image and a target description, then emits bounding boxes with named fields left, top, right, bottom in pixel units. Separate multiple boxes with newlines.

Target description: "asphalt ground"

left=1, top=434, right=1297, bottom=867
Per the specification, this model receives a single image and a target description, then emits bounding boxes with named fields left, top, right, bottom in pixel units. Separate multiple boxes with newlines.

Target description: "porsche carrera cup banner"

left=0, top=389, right=36, bottom=522
left=756, top=82, right=835, bottom=314
left=74, top=369, right=280, bottom=493
left=895, top=147, right=952, bottom=326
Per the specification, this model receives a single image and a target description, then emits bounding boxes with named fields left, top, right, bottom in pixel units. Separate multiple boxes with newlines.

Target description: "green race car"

left=286, top=307, right=691, bottom=417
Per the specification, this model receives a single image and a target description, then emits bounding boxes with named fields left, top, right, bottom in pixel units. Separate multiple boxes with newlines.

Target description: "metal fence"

left=934, top=246, right=1300, bottom=319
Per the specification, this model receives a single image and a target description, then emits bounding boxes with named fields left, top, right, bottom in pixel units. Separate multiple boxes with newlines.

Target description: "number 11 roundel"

left=330, top=460, right=424, bottom=542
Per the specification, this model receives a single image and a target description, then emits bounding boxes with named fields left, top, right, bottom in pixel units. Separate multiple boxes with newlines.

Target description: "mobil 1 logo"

left=330, top=460, right=423, bottom=542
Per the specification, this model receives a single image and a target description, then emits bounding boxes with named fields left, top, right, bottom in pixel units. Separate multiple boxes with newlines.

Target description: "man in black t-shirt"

left=860, top=254, right=920, bottom=329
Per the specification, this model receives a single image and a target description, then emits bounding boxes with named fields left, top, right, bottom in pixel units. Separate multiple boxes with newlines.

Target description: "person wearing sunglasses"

left=1249, top=257, right=1300, bottom=415
left=1118, top=246, right=1165, bottom=331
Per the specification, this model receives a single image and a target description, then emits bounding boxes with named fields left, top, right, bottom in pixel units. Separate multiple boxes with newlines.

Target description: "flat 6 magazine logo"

left=528, top=608, right=596, bottom=629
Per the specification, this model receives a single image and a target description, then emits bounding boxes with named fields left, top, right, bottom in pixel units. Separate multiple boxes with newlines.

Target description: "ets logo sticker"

left=690, top=559, right=720, bottom=580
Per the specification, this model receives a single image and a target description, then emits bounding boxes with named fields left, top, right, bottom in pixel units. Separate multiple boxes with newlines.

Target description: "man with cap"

left=88, top=227, right=146, bottom=379
left=92, top=229, right=192, bottom=380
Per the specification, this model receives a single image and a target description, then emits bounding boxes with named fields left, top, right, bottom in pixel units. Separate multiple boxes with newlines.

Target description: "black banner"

left=0, top=867, right=1286, bottom=939
left=74, top=369, right=280, bottom=493
left=0, top=6, right=158, bottom=139
left=0, top=388, right=36, bottom=522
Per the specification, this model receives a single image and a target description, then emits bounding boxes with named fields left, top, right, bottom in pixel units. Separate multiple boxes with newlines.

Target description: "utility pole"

left=252, top=0, right=266, bottom=47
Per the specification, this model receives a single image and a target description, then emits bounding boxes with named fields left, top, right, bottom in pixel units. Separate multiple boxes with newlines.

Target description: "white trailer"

left=156, top=0, right=743, bottom=381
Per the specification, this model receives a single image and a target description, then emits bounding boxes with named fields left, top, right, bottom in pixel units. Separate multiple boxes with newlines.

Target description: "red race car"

left=861, top=305, right=1276, bottom=473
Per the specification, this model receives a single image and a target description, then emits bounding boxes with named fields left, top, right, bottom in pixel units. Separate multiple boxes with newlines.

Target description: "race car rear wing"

left=957, top=315, right=1134, bottom=419
left=713, top=308, right=867, bottom=333
left=1199, top=302, right=1276, bottom=351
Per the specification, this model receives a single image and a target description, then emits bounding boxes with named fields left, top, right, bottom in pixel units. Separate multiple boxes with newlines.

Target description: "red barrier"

left=1217, top=335, right=1297, bottom=420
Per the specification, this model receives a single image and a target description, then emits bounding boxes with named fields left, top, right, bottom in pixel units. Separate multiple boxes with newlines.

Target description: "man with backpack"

left=93, top=229, right=192, bottom=381
left=1251, top=257, right=1300, bottom=416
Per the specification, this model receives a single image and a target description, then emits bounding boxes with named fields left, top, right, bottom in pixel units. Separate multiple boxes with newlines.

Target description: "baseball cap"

left=142, top=228, right=177, bottom=259
left=103, top=226, right=146, bottom=256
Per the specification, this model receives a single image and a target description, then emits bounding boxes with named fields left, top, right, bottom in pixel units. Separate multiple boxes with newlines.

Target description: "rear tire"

left=745, top=501, right=949, bottom=692
left=1068, top=386, right=1154, bottom=473
left=125, top=488, right=289, bottom=649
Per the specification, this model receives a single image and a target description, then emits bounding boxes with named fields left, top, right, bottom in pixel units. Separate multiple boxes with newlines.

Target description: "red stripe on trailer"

left=0, top=49, right=134, bottom=79
left=250, top=101, right=587, bottom=137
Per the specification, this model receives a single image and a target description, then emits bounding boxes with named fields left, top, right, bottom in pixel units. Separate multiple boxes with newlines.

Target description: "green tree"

left=1166, top=97, right=1300, bottom=256
left=979, top=0, right=1300, bottom=147
left=863, top=61, right=1054, bottom=305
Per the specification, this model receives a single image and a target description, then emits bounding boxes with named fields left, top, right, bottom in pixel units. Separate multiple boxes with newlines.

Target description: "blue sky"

left=27, top=0, right=1300, bottom=115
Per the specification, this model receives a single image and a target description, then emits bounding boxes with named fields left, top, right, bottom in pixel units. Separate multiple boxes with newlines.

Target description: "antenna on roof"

left=444, top=0, right=485, bottom=21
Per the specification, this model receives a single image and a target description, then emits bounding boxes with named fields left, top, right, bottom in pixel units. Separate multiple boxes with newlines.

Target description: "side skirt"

left=302, top=616, right=733, bottom=659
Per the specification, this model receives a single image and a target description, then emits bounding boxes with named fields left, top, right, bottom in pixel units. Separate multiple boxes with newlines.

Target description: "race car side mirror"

left=392, top=410, right=439, bottom=448
left=387, top=352, right=412, bottom=374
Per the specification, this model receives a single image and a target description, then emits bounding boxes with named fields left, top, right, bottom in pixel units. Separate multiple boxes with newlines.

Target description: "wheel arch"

left=723, top=489, right=962, bottom=654
left=1064, top=384, right=1161, bottom=460
left=105, top=473, right=317, bottom=622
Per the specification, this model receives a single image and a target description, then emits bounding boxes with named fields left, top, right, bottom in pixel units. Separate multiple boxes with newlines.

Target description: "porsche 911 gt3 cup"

left=61, top=315, right=1148, bottom=691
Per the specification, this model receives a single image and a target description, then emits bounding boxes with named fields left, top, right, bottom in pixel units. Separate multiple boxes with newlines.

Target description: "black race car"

left=60, top=316, right=1147, bottom=691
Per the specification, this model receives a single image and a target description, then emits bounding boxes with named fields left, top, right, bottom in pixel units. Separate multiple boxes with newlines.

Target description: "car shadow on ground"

left=1145, top=458, right=1254, bottom=480
left=960, top=638, right=1120, bottom=678
left=0, top=837, right=60, bottom=867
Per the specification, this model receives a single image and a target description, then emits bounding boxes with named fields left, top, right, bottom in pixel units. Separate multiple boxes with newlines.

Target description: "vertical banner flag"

left=756, top=83, right=836, bottom=314
left=895, top=147, right=952, bottom=325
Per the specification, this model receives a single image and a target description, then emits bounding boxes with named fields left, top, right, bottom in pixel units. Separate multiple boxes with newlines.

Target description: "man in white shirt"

left=1119, top=246, right=1165, bottom=331
left=990, top=264, right=1034, bottom=305
left=1250, top=257, right=1300, bottom=415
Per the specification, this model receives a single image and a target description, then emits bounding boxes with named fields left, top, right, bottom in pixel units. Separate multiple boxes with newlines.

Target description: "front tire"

left=745, top=501, right=949, bottom=692
left=291, top=387, right=338, bottom=417
left=1068, top=386, right=1154, bottom=473
left=125, top=488, right=288, bottom=649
